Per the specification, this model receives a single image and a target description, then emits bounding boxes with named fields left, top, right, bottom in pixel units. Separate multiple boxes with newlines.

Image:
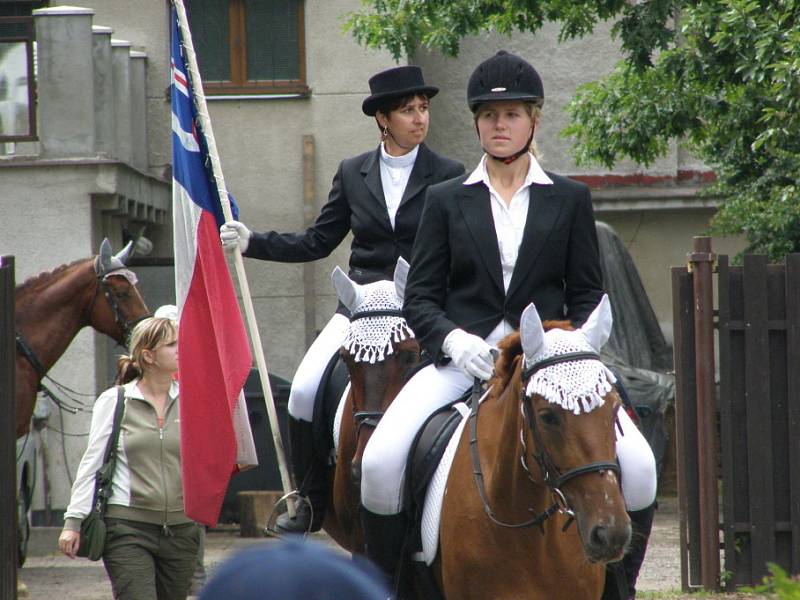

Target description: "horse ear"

left=394, top=257, right=410, bottom=304
left=331, top=266, right=363, bottom=312
left=113, top=240, right=134, bottom=267
left=96, top=238, right=113, bottom=275
left=579, top=294, right=613, bottom=352
left=520, top=303, right=546, bottom=360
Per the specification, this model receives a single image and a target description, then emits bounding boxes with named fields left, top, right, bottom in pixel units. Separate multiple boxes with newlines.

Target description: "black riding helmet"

left=467, top=50, right=544, bottom=112
left=468, top=51, right=544, bottom=164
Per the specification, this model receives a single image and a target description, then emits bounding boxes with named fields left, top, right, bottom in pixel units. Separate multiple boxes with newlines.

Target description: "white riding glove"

left=442, top=328, right=495, bottom=381
left=219, top=220, right=252, bottom=253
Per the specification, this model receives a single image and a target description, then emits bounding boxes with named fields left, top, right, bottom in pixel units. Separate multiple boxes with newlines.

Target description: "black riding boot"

left=360, top=506, right=409, bottom=594
left=602, top=502, right=657, bottom=599
left=274, top=417, right=328, bottom=534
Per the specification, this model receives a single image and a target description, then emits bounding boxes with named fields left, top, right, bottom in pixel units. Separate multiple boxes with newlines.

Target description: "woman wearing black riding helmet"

left=219, top=65, right=464, bottom=536
left=359, top=51, right=657, bottom=597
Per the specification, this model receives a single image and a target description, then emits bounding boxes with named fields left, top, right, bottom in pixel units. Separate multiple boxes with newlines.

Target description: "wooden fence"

left=673, top=243, right=800, bottom=590
left=0, top=256, right=17, bottom=598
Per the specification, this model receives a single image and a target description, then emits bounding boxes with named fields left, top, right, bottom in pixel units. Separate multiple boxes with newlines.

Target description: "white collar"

left=463, top=153, right=553, bottom=187
left=380, top=143, right=418, bottom=169
left=125, top=378, right=179, bottom=400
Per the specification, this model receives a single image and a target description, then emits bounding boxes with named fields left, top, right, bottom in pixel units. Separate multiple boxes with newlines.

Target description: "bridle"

left=469, top=351, right=621, bottom=531
left=88, top=270, right=151, bottom=346
left=347, top=308, right=405, bottom=435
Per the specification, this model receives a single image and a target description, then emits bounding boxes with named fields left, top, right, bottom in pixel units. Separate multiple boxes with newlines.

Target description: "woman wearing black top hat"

left=359, top=51, right=657, bottom=595
left=220, top=65, right=464, bottom=535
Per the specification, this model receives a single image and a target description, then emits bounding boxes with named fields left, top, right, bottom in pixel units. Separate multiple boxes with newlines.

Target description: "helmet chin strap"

left=485, top=129, right=535, bottom=165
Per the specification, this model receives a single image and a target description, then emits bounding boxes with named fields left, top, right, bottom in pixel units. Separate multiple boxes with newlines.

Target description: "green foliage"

left=744, top=563, right=800, bottom=598
left=347, top=0, right=800, bottom=260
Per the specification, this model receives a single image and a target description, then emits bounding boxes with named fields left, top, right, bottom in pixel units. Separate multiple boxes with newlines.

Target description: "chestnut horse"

left=14, top=239, right=151, bottom=438
left=433, top=296, right=630, bottom=599
left=322, top=260, right=420, bottom=552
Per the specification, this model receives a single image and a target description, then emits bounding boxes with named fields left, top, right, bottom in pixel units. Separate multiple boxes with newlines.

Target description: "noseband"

left=469, top=351, right=620, bottom=530
left=348, top=308, right=405, bottom=434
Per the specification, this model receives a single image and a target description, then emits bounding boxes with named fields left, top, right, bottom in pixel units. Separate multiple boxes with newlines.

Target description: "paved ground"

left=17, top=496, right=768, bottom=599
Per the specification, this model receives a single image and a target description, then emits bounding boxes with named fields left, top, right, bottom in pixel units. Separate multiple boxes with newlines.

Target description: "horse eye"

left=539, top=411, right=559, bottom=426
left=400, top=350, right=419, bottom=365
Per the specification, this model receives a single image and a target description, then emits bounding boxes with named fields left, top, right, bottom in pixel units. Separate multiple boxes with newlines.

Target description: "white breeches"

left=360, top=363, right=658, bottom=515
left=287, top=313, right=350, bottom=422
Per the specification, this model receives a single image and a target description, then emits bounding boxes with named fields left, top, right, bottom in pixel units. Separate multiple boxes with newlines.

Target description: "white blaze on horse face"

left=520, top=302, right=547, bottom=362
left=331, top=266, right=365, bottom=312
left=393, top=257, right=410, bottom=304
left=578, top=294, right=612, bottom=352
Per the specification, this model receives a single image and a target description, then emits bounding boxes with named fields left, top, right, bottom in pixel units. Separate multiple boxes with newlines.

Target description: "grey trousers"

left=103, top=518, right=201, bottom=600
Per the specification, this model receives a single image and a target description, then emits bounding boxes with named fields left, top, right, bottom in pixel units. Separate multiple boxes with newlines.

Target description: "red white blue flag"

left=171, top=8, right=255, bottom=526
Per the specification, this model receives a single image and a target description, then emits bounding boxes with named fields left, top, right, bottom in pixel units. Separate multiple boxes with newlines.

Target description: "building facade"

left=0, top=0, right=742, bottom=517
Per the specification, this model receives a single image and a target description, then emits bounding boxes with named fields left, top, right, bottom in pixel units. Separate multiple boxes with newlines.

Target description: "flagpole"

left=172, top=0, right=295, bottom=518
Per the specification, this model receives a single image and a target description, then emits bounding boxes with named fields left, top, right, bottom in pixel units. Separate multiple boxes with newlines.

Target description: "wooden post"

left=0, top=256, right=17, bottom=599
left=688, top=236, right=720, bottom=591
left=302, top=134, right=317, bottom=349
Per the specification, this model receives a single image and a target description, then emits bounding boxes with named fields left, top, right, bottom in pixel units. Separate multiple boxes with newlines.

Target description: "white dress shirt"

left=379, top=143, right=418, bottom=229
left=463, top=153, right=553, bottom=346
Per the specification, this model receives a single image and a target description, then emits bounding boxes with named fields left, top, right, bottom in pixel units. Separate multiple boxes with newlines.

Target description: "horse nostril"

left=590, top=524, right=610, bottom=549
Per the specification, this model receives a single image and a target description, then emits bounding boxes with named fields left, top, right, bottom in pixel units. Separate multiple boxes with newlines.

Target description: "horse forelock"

left=489, top=320, right=577, bottom=401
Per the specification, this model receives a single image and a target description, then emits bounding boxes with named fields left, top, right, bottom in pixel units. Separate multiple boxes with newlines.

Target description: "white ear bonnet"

left=521, top=295, right=616, bottom=414
left=343, top=279, right=415, bottom=364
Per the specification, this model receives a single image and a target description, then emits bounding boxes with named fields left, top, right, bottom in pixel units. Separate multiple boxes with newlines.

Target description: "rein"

left=348, top=307, right=406, bottom=433
left=469, top=351, right=620, bottom=531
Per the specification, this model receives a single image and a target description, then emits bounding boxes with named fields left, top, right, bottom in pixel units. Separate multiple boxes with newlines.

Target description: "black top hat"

left=362, top=65, right=439, bottom=116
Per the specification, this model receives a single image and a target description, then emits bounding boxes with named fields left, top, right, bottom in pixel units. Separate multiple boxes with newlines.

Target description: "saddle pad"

left=419, top=401, right=471, bottom=565
left=332, top=382, right=351, bottom=457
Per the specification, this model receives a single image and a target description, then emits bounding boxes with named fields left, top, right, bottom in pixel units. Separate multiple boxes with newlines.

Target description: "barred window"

left=185, top=0, right=308, bottom=97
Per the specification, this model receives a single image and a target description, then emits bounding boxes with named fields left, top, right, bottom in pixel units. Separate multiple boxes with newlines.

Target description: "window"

left=185, top=0, right=307, bottom=97
left=0, top=14, right=36, bottom=141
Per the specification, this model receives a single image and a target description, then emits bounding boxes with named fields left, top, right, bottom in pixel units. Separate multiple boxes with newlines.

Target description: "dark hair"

left=374, top=92, right=430, bottom=131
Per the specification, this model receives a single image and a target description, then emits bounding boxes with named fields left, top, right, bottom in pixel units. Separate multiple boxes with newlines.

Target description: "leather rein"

left=469, top=351, right=620, bottom=530
left=347, top=308, right=405, bottom=435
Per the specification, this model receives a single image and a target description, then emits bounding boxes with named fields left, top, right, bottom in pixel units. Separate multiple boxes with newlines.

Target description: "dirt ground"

left=18, top=496, right=771, bottom=600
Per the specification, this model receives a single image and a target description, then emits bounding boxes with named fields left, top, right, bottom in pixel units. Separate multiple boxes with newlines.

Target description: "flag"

left=170, top=7, right=255, bottom=526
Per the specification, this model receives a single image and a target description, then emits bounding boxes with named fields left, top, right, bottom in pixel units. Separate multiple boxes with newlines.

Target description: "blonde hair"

left=115, top=317, right=177, bottom=384
left=473, top=101, right=542, bottom=159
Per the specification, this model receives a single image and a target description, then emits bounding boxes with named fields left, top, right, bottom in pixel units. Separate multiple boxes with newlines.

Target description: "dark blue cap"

left=198, top=537, right=390, bottom=600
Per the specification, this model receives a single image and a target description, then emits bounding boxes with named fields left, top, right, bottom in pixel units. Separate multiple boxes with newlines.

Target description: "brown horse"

left=14, top=239, right=151, bottom=438
left=433, top=296, right=630, bottom=599
left=322, top=261, right=420, bottom=552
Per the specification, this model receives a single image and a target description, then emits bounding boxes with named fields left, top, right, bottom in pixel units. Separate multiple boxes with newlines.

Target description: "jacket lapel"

left=457, top=184, right=504, bottom=295
left=506, top=184, right=562, bottom=298
left=360, top=146, right=392, bottom=229
left=399, top=143, right=433, bottom=208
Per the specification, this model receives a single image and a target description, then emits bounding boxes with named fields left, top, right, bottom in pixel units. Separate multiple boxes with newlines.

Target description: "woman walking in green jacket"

left=59, top=317, right=201, bottom=600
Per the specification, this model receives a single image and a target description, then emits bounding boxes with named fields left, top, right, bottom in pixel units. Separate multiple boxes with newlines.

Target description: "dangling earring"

left=382, top=125, right=389, bottom=140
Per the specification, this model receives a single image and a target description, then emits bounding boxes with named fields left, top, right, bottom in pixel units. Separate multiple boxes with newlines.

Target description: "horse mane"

left=490, top=319, right=575, bottom=396
left=16, top=257, right=89, bottom=295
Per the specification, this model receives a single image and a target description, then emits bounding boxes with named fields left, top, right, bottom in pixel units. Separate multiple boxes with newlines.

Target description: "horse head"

left=507, top=295, right=630, bottom=563
left=91, top=238, right=151, bottom=345
left=332, top=259, right=420, bottom=486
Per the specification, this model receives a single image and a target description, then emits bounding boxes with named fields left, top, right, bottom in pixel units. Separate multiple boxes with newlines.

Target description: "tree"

left=346, top=0, right=800, bottom=259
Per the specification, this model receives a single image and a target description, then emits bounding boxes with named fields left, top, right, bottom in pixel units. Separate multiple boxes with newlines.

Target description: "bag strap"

left=102, top=386, right=126, bottom=465
left=91, top=386, right=126, bottom=516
